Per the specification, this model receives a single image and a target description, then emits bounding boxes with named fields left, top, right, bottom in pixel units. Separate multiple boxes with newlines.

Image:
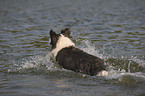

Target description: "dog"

left=50, top=28, right=106, bottom=76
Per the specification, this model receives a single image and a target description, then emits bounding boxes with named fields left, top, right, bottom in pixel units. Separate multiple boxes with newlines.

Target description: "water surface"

left=0, top=0, right=145, bottom=96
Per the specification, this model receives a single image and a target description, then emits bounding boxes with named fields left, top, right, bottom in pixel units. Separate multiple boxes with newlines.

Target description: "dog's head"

left=50, top=28, right=74, bottom=49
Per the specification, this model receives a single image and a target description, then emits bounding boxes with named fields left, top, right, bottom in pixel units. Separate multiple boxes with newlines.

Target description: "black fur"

left=50, top=30, right=59, bottom=49
left=50, top=28, right=105, bottom=76
left=56, top=46, right=105, bottom=76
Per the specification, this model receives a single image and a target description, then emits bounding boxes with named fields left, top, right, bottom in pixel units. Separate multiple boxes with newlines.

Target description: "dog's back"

left=56, top=46, right=105, bottom=76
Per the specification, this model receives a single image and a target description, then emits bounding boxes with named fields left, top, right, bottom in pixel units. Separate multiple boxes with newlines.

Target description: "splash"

left=8, top=53, right=58, bottom=73
left=129, top=56, right=145, bottom=67
left=79, top=40, right=104, bottom=59
left=8, top=40, right=145, bottom=81
left=78, top=40, right=145, bottom=80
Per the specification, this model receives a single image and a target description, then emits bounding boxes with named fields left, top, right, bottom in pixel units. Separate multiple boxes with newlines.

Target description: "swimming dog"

left=50, top=28, right=106, bottom=76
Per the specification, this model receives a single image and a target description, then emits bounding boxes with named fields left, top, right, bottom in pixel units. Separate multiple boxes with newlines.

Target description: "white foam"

left=129, top=56, right=145, bottom=67
left=9, top=53, right=56, bottom=72
left=79, top=40, right=104, bottom=59
left=51, top=34, right=75, bottom=57
left=9, top=40, right=145, bottom=80
left=103, top=70, right=145, bottom=80
left=79, top=40, right=145, bottom=79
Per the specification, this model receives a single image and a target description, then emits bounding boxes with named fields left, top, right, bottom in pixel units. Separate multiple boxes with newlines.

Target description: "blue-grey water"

left=0, top=0, right=145, bottom=96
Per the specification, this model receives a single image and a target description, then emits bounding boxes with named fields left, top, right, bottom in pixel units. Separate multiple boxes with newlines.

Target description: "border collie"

left=50, top=28, right=107, bottom=76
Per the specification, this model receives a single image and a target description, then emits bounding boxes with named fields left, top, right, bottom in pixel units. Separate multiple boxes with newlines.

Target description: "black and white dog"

left=50, top=28, right=107, bottom=76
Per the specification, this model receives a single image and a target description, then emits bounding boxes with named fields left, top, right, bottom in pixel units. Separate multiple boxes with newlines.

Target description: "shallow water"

left=0, top=0, right=145, bottom=96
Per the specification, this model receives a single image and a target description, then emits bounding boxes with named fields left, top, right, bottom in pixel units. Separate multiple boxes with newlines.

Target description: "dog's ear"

left=50, top=30, right=56, bottom=37
left=61, top=28, right=71, bottom=37
left=50, top=30, right=59, bottom=48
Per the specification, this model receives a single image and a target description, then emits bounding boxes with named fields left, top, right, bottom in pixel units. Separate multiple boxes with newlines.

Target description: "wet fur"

left=50, top=28, right=105, bottom=76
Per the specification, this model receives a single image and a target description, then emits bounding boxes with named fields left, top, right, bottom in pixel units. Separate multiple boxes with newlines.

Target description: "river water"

left=0, top=0, right=145, bottom=96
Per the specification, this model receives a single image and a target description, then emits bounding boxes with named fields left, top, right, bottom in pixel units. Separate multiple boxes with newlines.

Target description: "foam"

left=79, top=40, right=145, bottom=79
left=9, top=40, right=145, bottom=80
left=79, top=40, right=104, bottom=59
left=8, top=53, right=56, bottom=73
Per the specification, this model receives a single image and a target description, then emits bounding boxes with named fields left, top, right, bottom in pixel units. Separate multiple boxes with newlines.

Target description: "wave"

left=80, top=40, right=145, bottom=80
left=8, top=40, right=145, bottom=81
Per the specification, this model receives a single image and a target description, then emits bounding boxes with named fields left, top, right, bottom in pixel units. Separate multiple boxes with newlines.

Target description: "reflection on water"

left=0, top=0, right=145, bottom=96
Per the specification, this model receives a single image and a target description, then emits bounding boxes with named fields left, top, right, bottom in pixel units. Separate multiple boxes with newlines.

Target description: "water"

left=0, top=0, right=145, bottom=96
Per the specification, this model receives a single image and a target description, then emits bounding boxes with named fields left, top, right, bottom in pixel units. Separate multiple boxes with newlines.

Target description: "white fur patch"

left=97, top=70, right=108, bottom=76
left=51, top=34, right=75, bottom=57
